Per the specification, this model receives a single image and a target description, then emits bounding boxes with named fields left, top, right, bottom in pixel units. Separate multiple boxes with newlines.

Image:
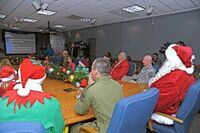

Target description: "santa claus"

left=149, top=44, right=196, bottom=125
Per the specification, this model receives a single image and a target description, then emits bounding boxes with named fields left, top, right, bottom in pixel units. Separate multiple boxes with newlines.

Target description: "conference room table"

left=42, top=78, right=148, bottom=125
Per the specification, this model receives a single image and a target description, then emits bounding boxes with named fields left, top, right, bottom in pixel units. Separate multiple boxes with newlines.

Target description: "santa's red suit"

left=150, top=69, right=195, bottom=115
left=149, top=44, right=196, bottom=115
left=110, top=59, right=129, bottom=80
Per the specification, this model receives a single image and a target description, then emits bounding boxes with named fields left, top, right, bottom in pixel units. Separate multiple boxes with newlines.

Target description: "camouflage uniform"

left=122, top=65, right=156, bottom=84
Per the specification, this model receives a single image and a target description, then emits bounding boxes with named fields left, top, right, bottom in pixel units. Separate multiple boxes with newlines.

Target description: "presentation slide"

left=4, top=31, right=36, bottom=54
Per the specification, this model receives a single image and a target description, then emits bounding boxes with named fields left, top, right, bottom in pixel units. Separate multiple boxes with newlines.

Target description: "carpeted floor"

left=147, top=113, right=200, bottom=133
left=189, top=113, right=200, bottom=133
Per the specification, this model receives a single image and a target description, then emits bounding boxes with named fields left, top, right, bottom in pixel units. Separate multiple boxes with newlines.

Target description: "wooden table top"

left=42, top=78, right=148, bottom=125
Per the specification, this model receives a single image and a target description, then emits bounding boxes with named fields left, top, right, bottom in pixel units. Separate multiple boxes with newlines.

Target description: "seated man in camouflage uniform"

left=122, top=55, right=156, bottom=84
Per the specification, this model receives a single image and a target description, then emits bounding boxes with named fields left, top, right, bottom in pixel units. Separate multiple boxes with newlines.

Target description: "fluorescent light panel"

left=11, top=27, right=20, bottom=30
left=23, top=18, right=38, bottom=22
left=123, top=5, right=145, bottom=13
left=54, top=25, right=64, bottom=28
left=81, top=17, right=91, bottom=22
left=80, top=17, right=96, bottom=23
left=36, top=10, right=56, bottom=16
left=0, top=14, right=6, bottom=19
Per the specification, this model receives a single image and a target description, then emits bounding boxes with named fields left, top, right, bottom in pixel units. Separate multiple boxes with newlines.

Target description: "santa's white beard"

left=149, top=59, right=178, bottom=86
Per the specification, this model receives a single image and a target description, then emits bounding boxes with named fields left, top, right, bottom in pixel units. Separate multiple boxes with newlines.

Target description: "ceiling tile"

left=1, top=0, right=24, bottom=14
left=191, top=0, right=200, bottom=6
left=176, top=0, right=196, bottom=9
left=159, top=0, right=184, bottom=11
left=0, top=0, right=8, bottom=10
left=0, top=0, right=199, bottom=31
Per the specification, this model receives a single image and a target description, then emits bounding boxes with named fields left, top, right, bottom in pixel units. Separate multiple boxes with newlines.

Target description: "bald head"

left=142, top=55, right=153, bottom=67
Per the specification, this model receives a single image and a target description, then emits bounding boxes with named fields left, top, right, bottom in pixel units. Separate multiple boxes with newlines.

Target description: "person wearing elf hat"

left=0, top=58, right=64, bottom=133
left=70, top=58, right=123, bottom=133
left=149, top=44, right=196, bottom=125
left=0, top=66, right=16, bottom=96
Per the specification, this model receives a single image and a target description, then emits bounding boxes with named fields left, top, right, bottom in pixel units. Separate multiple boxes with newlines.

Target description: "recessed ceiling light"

left=36, top=10, right=56, bottom=16
left=23, top=18, right=38, bottom=23
left=0, top=14, right=6, bottom=19
left=123, top=5, right=145, bottom=13
left=54, top=25, right=65, bottom=28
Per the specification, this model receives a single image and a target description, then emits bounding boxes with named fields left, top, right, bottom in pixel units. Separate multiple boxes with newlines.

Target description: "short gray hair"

left=120, top=52, right=127, bottom=59
left=92, top=58, right=110, bottom=75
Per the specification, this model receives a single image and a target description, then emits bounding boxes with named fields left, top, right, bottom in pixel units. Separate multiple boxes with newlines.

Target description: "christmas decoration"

left=61, top=67, right=67, bottom=73
left=45, top=64, right=69, bottom=81
left=48, top=68, right=54, bottom=73
left=66, top=70, right=71, bottom=75
left=45, top=64, right=89, bottom=87
left=68, top=74, right=75, bottom=83
left=72, top=66, right=89, bottom=84
left=80, top=78, right=88, bottom=88
left=75, top=82, right=80, bottom=88
left=56, top=72, right=60, bottom=76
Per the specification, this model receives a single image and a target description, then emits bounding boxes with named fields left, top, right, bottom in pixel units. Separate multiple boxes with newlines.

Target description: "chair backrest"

left=174, top=80, right=200, bottom=133
left=0, top=121, right=46, bottom=133
left=127, top=62, right=136, bottom=76
left=106, top=88, right=159, bottom=133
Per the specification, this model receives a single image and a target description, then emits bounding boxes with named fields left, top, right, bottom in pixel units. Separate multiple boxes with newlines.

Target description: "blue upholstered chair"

left=0, top=121, right=46, bottom=133
left=127, top=62, right=136, bottom=76
left=152, top=80, right=200, bottom=133
left=80, top=88, right=159, bottom=133
left=106, top=88, right=159, bottom=133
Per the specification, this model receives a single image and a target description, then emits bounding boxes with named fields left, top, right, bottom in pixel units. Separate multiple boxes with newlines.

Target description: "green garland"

left=72, top=66, right=89, bottom=84
left=45, top=64, right=89, bottom=85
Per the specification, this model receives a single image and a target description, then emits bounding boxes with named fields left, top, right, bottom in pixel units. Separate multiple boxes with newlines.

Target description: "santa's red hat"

left=14, top=58, right=46, bottom=97
left=0, top=66, right=15, bottom=82
left=165, top=44, right=195, bottom=74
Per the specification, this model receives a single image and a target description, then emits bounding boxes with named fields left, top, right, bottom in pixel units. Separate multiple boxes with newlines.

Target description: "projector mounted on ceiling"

left=146, top=6, right=154, bottom=15
left=37, top=21, right=57, bottom=34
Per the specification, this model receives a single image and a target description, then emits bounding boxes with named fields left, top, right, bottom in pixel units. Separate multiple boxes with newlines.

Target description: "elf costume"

left=0, top=58, right=64, bottom=133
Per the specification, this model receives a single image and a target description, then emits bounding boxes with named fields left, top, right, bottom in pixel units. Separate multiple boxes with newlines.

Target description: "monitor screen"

left=3, top=30, right=36, bottom=55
